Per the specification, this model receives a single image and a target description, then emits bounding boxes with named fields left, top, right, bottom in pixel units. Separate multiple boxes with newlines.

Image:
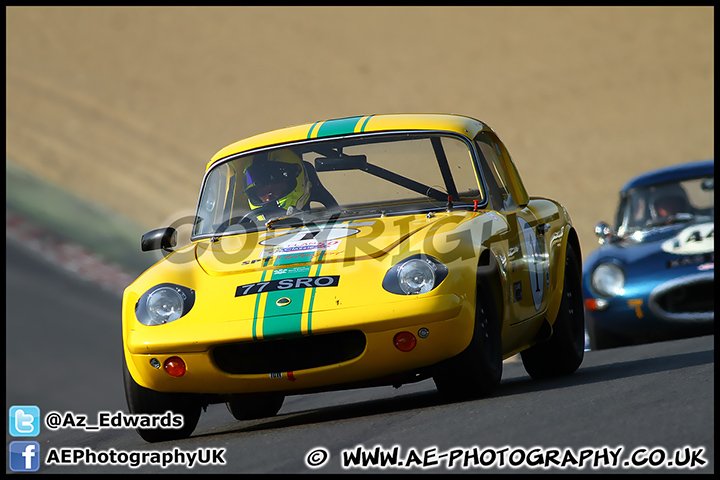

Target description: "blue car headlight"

left=590, top=263, right=625, bottom=297
left=383, top=255, right=448, bottom=295
left=135, top=283, right=195, bottom=325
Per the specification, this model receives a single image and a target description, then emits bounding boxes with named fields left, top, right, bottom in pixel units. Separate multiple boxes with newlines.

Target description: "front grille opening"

left=212, top=330, right=366, bottom=374
left=655, top=280, right=714, bottom=314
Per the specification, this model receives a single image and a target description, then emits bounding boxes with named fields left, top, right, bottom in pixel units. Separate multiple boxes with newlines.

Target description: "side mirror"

left=594, top=222, right=612, bottom=245
left=141, top=227, right=177, bottom=252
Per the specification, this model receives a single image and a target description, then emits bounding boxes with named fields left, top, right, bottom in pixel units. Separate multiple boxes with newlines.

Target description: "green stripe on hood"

left=261, top=253, right=313, bottom=340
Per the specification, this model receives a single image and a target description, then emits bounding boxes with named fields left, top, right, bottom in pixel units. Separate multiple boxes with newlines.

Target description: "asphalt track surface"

left=5, top=238, right=714, bottom=474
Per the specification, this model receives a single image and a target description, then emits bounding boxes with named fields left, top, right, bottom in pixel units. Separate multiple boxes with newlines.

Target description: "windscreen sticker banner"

left=258, top=223, right=373, bottom=258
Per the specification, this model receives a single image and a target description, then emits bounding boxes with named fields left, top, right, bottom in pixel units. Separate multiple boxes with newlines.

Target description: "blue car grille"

left=211, top=330, right=367, bottom=375
left=648, top=272, right=714, bottom=321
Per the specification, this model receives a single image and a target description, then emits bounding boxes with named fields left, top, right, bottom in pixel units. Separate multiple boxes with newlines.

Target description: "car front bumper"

left=585, top=271, right=714, bottom=343
left=124, top=293, right=475, bottom=395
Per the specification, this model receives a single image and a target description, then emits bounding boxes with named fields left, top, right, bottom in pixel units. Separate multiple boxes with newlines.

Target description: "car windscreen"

left=616, top=174, right=714, bottom=236
left=192, top=133, right=484, bottom=239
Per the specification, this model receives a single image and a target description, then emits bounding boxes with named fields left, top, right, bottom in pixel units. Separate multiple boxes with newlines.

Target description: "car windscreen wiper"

left=264, top=208, right=347, bottom=230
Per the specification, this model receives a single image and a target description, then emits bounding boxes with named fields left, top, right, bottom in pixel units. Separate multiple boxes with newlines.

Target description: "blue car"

left=583, top=159, right=714, bottom=349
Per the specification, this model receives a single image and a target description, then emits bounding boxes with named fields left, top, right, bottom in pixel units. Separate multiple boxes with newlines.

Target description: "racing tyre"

left=521, top=244, right=585, bottom=379
left=226, top=394, right=285, bottom=421
left=433, top=264, right=503, bottom=400
left=123, top=359, right=201, bottom=442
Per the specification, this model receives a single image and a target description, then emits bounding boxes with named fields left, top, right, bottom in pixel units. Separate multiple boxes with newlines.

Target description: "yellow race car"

left=122, top=114, right=584, bottom=442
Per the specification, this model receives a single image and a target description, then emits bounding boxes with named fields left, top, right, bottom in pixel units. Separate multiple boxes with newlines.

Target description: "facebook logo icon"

left=9, top=405, right=40, bottom=437
left=9, top=441, right=41, bottom=472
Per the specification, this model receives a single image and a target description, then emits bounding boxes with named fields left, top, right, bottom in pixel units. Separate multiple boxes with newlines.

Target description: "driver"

left=242, top=149, right=312, bottom=214
left=649, top=184, right=690, bottom=225
left=654, top=195, right=686, bottom=219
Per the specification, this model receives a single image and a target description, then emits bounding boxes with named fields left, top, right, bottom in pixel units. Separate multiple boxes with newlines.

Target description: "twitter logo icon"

left=9, top=406, right=40, bottom=437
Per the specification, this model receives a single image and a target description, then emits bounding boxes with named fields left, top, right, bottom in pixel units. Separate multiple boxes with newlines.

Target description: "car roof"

left=620, top=159, right=714, bottom=193
left=207, top=113, right=490, bottom=170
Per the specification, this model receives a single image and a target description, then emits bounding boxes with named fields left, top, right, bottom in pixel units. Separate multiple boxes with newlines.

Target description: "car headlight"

left=590, top=263, right=625, bottom=297
left=383, top=255, right=448, bottom=295
left=135, top=283, right=195, bottom=326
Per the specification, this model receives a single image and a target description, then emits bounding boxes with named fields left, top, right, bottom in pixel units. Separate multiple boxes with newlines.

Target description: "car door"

left=474, top=132, right=549, bottom=327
